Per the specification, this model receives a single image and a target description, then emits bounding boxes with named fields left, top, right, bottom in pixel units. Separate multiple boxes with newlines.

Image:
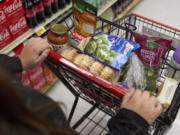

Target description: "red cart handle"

left=48, top=50, right=127, bottom=99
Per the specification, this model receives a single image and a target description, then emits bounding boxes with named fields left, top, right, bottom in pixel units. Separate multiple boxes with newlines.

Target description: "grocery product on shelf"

left=51, top=0, right=59, bottom=13
left=78, top=33, right=140, bottom=71
left=47, top=24, right=69, bottom=50
left=23, top=0, right=38, bottom=28
left=42, top=0, right=52, bottom=17
left=133, top=32, right=172, bottom=93
left=166, top=45, right=180, bottom=82
left=58, top=0, right=66, bottom=9
left=33, top=0, right=46, bottom=23
left=0, top=8, right=13, bottom=49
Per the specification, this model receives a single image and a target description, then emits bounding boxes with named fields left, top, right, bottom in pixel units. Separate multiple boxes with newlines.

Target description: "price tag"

left=34, top=25, right=46, bottom=36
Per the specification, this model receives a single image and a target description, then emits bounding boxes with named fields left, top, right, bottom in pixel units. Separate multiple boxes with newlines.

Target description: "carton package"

left=8, top=15, right=29, bottom=39
left=21, top=71, right=32, bottom=88
left=2, top=0, right=25, bottom=20
left=0, top=7, right=13, bottom=49
left=28, top=65, right=47, bottom=91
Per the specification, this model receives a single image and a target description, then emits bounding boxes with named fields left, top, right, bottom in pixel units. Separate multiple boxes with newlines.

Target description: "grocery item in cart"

left=157, top=78, right=178, bottom=109
left=47, top=24, right=69, bottom=51
left=72, top=0, right=97, bottom=37
left=58, top=46, right=119, bottom=82
left=79, top=33, right=140, bottom=71
left=133, top=32, right=172, bottom=93
left=121, top=53, right=146, bottom=90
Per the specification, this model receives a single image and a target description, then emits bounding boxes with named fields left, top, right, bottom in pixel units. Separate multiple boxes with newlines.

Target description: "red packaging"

left=0, top=28, right=13, bottom=50
left=21, top=71, right=32, bottom=88
left=8, top=16, right=29, bottom=39
left=2, top=0, right=25, bottom=20
left=133, top=32, right=172, bottom=66
left=0, top=7, right=13, bottom=49
left=28, top=65, right=47, bottom=91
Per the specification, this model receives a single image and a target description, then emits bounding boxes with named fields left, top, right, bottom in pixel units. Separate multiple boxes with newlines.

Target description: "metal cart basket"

left=45, top=11, right=180, bottom=135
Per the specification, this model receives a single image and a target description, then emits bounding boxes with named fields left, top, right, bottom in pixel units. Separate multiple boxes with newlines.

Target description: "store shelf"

left=0, top=4, right=72, bottom=55
left=114, top=0, right=140, bottom=21
left=97, top=0, right=117, bottom=16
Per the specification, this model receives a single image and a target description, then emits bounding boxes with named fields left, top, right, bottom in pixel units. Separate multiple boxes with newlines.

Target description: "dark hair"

left=0, top=67, right=77, bottom=135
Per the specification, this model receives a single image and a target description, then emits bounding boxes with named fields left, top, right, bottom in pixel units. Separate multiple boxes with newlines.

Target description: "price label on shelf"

left=34, top=25, right=46, bottom=36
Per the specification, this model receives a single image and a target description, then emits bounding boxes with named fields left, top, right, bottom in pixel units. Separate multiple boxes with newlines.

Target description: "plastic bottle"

left=33, top=0, right=45, bottom=23
left=42, top=0, right=52, bottom=17
left=24, top=0, right=38, bottom=28
left=166, top=45, right=180, bottom=82
left=58, top=0, right=66, bottom=9
left=51, top=0, right=59, bottom=13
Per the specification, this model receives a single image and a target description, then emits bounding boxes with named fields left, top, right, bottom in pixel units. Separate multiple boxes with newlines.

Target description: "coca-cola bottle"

left=65, top=0, right=71, bottom=4
left=42, top=0, right=52, bottom=17
left=58, top=0, right=66, bottom=9
left=51, top=0, right=58, bottom=13
left=24, top=0, right=38, bottom=28
left=32, top=0, right=45, bottom=23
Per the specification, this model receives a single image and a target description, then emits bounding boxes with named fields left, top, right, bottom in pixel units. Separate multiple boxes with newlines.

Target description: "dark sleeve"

left=0, top=54, right=23, bottom=75
left=107, top=108, right=149, bottom=135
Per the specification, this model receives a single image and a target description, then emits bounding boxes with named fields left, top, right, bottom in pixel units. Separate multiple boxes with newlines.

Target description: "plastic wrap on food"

left=90, top=62, right=104, bottom=76
left=123, top=53, right=146, bottom=90
left=73, top=54, right=85, bottom=65
left=57, top=46, right=78, bottom=61
left=79, top=55, right=95, bottom=70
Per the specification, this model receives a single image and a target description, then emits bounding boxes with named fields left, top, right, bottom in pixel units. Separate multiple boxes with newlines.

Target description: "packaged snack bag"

left=133, top=32, right=172, bottom=92
left=78, top=32, right=140, bottom=71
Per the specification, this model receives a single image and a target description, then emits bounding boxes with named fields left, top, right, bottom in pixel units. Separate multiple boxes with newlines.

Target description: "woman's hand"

left=121, top=88, right=163, bottom=124
left=19, top=37, right=51, bottom=70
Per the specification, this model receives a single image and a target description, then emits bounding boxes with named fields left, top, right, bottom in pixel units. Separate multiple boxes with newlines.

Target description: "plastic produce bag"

left=132, top=32, right=172, bottom=93
left=122, top=53, right=146, bottom=90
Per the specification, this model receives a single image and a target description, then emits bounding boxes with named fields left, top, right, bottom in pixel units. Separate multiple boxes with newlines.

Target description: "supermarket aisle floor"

left=46, top=0, right=180, bottom=134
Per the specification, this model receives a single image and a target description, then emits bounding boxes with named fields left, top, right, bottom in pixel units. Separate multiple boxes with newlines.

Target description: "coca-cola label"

left=0, top=29, right=10, bottom=41
left=26, top=8, right=36, bottom=18
left=3, top=0, right=24, bottom=18
left=9, top=18, right=27, bottom=33
left=0, top=10, right=7, bottom=27
left=0, top=28, right=13, bottom=49
left=35, top=3, right=44, bottom=13
left=42, top=0, right=51, bottom=7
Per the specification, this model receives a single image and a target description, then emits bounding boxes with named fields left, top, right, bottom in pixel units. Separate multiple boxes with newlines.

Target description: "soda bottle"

left=58, top=0, right=66, bottom=9
left=42, top=0, right=52, bottom=17
left=51, top=0, right=59, bottom=13
left=33, top=0, right=45, bottom=23
left=24, top=0, right=38, bottom=28
left=65, top=0, right=71, bottom=4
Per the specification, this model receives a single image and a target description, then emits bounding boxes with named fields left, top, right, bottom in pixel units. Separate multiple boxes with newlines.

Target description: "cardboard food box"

left=72, top=0, right=97, bottom=37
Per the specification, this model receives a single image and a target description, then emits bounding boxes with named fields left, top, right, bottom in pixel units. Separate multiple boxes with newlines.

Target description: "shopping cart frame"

left=45, top=11, right=180, bottom=135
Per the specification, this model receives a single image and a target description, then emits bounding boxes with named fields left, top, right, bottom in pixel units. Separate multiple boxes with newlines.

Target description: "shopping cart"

left=45, top=11, right=180, bottom=135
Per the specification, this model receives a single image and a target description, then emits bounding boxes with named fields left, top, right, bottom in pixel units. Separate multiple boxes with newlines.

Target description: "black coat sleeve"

left=0, top=54, right=23, bottom=78
left=107, top=108, right=149, bottom=135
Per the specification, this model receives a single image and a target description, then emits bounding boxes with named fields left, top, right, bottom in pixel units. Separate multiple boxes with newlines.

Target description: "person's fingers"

left=154, top=102, right=163, bottom=117
left=37, top=49, right=50, bottom=64
left=121, top=88, right=135, bottom=107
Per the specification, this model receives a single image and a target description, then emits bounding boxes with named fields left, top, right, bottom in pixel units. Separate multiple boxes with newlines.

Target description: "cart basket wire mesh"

left=45, top=11, right=180, bottom=135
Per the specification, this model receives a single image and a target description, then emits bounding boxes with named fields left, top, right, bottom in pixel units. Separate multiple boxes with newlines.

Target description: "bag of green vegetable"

left=132, top=32, right=172, bottom=93
left=78, top=32, right=140, bottom=71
